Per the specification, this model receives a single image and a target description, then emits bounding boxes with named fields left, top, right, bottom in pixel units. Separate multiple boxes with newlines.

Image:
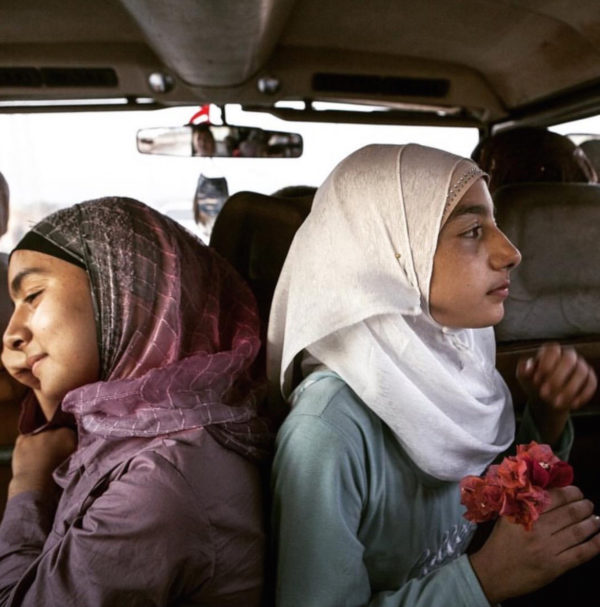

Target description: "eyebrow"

left=10, top=267, right=48, bottom=296
left=447, top=203, right=495, bottom=221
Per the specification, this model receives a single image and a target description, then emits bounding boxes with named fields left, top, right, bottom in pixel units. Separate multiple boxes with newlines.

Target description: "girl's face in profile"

left=2, top=250, right=99, bottom=420
left=429, top=178, right=521, bottom=329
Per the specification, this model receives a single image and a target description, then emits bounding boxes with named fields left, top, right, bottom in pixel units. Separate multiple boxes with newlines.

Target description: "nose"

left=491, top=227, right=521, bottom=271
left=3, top=306, right=30, bottom=352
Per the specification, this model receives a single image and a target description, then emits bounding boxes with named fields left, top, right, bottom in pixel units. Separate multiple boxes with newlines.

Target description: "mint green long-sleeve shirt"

left=271, top=371, right=571, bottom=607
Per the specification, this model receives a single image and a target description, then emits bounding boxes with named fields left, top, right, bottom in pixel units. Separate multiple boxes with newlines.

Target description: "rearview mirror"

left=137, top=124, right=303, bottom=158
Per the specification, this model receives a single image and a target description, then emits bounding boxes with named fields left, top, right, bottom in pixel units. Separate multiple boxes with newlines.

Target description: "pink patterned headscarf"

left=17, top=197, right=272, bottom=462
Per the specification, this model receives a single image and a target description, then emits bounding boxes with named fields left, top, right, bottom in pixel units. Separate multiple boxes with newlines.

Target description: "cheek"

left=72, top=302, right=100, bottom=380
left=430, top=250, right=461, bottom=299
left=36, top=298, right=97, bottom=363
left=79, top=324, right=100, bottom=376
left=30, top=306, right=56, bottom=341
left=430, top=255, right=480, bottom=313
left=66, top=304, right=99, bottom=364
left=437, top=246, right=480, bottom=284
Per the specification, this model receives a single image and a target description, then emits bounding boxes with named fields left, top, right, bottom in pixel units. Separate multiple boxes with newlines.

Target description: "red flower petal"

left=460, top=442, right=571, bottom=530
left=548, top=460, right=574, bottom=487
left=497, top=456, right=529, bottom=489
left=528, top=459, right=551, bottom=488
left=460, top=476, right=502, bottom=523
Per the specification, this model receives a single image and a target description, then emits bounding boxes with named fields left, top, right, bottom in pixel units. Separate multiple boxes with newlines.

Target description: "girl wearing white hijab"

left=268, top=144, right=600, bottom=606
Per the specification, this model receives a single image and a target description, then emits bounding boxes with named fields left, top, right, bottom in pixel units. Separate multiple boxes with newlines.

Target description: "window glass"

left=0, top=105, right=478, bottom=249
left=551, top=115, right=600, bottom=137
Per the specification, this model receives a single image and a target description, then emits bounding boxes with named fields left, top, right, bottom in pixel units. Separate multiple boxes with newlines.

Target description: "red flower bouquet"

left=460, top=441, right=574, bottom=531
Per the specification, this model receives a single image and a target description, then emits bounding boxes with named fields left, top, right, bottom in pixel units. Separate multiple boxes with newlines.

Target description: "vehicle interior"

left=2, top=0, right=600, bottom=601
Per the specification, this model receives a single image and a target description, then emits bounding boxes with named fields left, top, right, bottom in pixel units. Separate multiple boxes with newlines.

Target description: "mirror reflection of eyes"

left=136, top=125, right=303, bottom=158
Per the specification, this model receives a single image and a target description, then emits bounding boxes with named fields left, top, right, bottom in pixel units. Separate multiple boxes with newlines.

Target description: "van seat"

left=209, top=190, right=313, bottom=340
left=579, top=139, right=600, bottom=178
left=494, top=182, right=600, bottom=411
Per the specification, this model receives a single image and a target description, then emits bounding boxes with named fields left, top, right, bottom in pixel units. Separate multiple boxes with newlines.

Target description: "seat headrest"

left=209, top=190, right=313, bottom=333
left=495, top=182, right=600, bottom=342
left=579, top=139, right=600, bottom=175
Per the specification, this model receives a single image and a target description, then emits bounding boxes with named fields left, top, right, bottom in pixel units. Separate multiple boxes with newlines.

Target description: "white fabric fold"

left=267, top=143, right=515, bottom=481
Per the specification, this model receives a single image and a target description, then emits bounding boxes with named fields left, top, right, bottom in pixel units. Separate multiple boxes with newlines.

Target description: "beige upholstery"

left=495, top=183, right=600, bottom=341
left=579, top=139, right=600, bottom=177
left=209, top=190, right=313, bottom=339
left=494, top=182, right=600, bottom=411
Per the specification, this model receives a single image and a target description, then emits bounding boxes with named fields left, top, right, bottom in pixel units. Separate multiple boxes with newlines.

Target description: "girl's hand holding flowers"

left=460, top=441, right=573, bottom=530
left=465, top=443, right=600, bottom=604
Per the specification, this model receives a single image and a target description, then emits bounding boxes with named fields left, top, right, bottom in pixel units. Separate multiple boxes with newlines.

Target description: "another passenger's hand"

left=516, top=342, right=597, bottom=445
left=8, top=427, right=77, bottom=499
left=470, top=485, right=600, bottom=604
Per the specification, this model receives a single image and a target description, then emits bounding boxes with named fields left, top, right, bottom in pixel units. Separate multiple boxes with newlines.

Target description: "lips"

left=487, top=281, right=510, bottom=297
left=26, top=353, right=46, bottom=378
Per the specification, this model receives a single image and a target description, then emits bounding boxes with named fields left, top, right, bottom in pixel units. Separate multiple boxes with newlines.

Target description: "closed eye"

left=24, top=290, right=42, bottom=304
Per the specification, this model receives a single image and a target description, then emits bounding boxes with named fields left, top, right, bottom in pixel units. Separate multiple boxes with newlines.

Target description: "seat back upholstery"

left=209, top=190, right=313, bottom=341
left=578, top=139, right=600, bottom=178
left=494, top=182, right=600, bottom=409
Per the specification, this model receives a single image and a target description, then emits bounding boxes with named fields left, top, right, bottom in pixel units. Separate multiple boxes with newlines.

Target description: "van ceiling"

left=0, top=0, right=599, bottom=125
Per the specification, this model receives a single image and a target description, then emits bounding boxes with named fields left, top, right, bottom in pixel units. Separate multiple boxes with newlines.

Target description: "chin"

left=460, top=308, right=505, bottom=329
left=432, top=304, right=505, bottom=329
left=484, top=308, right=505, bottom=327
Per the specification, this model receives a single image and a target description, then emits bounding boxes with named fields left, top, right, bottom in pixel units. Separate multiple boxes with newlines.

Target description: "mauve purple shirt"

left=0, top=427, right=265, bottom=606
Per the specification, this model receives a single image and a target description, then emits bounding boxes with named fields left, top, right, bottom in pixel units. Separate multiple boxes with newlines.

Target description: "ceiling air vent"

left=0, top=68, right=42, bottom=87
left=312, top=73, right=449, bottom=98
left=41, top=68, right=118, bottom=87
left=0, top=67, right=118, bottom=88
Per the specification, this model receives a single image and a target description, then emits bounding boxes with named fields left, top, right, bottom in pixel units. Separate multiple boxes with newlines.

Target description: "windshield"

left=0, top=105, right=479, bottom=249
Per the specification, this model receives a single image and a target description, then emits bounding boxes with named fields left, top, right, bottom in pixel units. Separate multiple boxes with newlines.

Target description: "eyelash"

left=24, top=290, right=42, bottom=304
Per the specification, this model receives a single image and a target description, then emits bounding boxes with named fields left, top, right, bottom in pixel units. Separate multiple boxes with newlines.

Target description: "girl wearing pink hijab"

left=0, top=197, right=272, bottom=605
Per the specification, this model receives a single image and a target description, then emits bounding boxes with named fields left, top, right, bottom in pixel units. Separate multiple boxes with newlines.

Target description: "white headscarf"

left=267, top=143, right=515, bottom=481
